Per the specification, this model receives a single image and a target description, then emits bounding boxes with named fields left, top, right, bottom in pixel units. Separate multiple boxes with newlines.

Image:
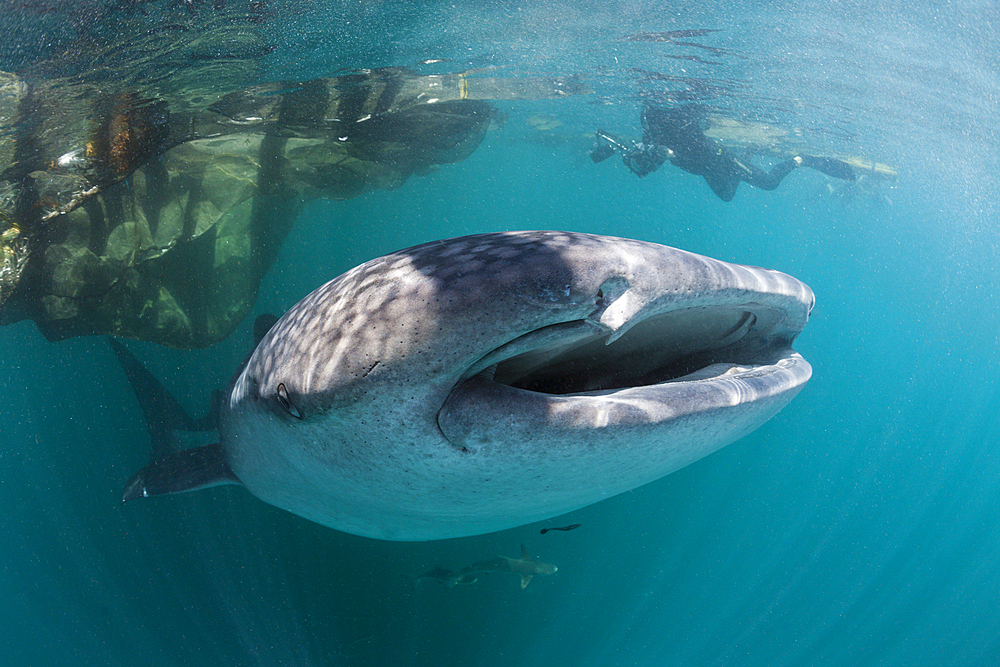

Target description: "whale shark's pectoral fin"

left=122, top=443, right=239, bottom=502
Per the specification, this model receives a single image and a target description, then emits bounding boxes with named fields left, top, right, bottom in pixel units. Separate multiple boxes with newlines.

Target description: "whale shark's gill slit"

left=492, top=307, right=769, bottom=395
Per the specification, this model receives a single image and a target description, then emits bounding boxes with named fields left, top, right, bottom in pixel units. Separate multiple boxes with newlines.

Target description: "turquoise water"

left=3, top=1, right=999, bottom=665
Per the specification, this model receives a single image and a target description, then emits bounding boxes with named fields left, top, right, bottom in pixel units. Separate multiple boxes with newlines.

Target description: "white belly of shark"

left=122, top=231, right=814, bottom=541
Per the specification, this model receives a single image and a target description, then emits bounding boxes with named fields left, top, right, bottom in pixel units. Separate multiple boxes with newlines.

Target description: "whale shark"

left=117, top=230, right=813, bottom=541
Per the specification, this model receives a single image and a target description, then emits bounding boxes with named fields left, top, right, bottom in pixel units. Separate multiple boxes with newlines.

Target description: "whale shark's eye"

left=276, top=383, right=302, bottom=419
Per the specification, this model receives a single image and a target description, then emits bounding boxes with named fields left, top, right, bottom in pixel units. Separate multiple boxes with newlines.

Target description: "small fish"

left=419, top=545, right=557, bottom=590
left=414, top=565, right=480, bottom=587
left=540, top=523, right=581, bottom=534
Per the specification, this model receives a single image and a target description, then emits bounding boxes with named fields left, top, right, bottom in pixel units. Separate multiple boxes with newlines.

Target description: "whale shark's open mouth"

left=465, top=305, right=789, bottom=396
left=438, top=300, right=810, bottom=453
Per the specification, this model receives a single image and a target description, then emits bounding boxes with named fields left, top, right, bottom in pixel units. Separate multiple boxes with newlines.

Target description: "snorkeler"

left=591, top=104, right=857, bottom=202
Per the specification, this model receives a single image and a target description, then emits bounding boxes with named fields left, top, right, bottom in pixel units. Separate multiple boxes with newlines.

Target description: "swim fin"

left=799, top=155, right=857, bottom=181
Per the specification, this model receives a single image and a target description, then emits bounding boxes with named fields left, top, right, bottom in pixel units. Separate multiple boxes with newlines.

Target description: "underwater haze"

left=2, top=1, right=1000, bottom=665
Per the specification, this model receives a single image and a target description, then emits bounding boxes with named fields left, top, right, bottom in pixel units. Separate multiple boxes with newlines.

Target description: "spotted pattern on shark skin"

left=240, top=232, right=603, bottom=409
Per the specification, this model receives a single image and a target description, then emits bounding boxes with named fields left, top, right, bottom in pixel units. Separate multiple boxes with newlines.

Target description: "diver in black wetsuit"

left=591, top=104, right=857, bottom=202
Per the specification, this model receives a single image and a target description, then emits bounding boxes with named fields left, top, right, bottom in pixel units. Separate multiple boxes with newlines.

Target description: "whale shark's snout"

left=120, top=231, right=813, bottom=541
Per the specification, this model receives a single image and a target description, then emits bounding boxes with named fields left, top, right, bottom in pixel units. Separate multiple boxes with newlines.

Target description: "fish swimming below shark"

left=114, top=230, right=814, bottom=541
left=416, top=544, right=558, bottom=590
left=540, top=523, right=581, bottom=534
